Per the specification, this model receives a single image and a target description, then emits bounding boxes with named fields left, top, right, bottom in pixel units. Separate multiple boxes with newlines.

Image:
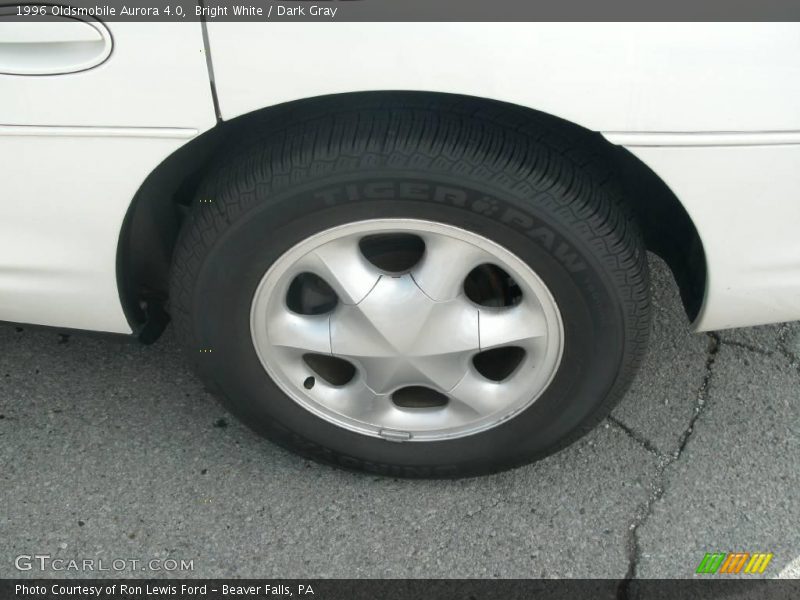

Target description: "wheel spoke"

left=447, top=371, right=507, bottom=418
left=411, top=349, right=476, bottom=393
left=267, top=310, right=331, bottom=354
left=411, top=233, right=495, bottom=301
left=479, top=303, right=548, bottom=350
left=312, top=376, right=381, bottom=418
left=299, top=237, right=380, bottom=305
left=351, top=394, right=408, bottom=429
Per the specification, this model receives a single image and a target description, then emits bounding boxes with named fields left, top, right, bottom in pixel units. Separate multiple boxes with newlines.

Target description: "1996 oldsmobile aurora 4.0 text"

left=1, top=22, right=798, bottom=476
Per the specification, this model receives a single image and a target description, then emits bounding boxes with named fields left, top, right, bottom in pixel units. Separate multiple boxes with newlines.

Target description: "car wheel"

left=170, top=100, right=650, bottom=477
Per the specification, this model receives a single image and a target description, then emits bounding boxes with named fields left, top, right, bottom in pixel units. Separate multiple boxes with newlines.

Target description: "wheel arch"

left=118, top=91, right=706, bottom=341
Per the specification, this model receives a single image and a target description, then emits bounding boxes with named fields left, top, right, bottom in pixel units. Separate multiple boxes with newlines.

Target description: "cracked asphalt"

left=0, top=255, right=798, bottom=579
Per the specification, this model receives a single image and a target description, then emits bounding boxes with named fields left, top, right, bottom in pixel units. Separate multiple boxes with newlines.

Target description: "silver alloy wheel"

left=250, top=219, right=564, bottom=441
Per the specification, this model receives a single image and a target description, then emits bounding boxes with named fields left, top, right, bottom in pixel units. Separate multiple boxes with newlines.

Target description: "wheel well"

left=118, top=91, right=706, bottom=341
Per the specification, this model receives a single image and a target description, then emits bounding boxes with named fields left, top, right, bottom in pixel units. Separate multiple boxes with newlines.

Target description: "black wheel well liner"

left=117, top=91, right=706, bottom=341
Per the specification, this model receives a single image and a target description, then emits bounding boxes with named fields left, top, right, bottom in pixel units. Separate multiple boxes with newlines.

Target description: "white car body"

left=1, top=22, right=799, bottom=334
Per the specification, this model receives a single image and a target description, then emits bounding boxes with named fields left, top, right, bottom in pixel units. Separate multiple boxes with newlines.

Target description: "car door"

left=0, top=16, right=216, bottom=333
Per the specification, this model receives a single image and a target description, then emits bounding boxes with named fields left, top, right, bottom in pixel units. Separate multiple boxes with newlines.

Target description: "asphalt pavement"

left=1, top=256, right=798, bottom=579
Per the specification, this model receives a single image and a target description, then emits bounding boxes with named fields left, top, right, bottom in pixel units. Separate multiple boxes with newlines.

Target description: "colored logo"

left=696, top=552, right=773, bottom=575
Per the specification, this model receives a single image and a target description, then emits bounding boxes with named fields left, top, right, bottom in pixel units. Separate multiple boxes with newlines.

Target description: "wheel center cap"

left=330, top=274, right=479, bottom=394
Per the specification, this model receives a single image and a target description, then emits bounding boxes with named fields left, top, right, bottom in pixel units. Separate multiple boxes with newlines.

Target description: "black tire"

left=170, top=96, right=650, bottom=478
